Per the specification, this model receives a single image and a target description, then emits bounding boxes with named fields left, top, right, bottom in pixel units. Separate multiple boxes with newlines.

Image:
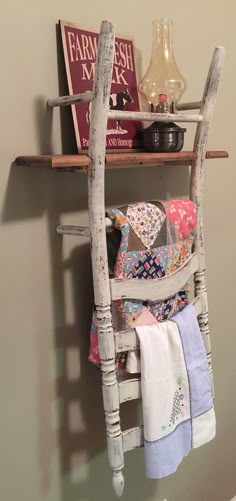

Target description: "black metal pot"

left=141, top=121, right=186, bottom=153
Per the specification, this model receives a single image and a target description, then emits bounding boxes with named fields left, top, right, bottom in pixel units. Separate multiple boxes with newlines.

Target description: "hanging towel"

left=172, top=304, right=216, bottom=449
left=136, top=304, right=215, bottom=479
left=136, top=320, right=192, bottom=479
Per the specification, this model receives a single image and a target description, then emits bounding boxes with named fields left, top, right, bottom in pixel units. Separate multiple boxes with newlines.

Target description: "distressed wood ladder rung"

left=108, top=110, right=202, bottom=123
left=119, top=378, right=141, bottom=404
left=47, top=88, right=202, bottom=111
left=110, top=252, right=198, bottom=302
left=56, top=218, right=113, bottom=237
left=122, top=426, right=144, bottom=453
left=47, top=90, right=93, bottom=107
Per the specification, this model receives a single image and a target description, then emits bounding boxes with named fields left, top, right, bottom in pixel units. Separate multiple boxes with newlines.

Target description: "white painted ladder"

left=48, top=20, right=225, bottom=497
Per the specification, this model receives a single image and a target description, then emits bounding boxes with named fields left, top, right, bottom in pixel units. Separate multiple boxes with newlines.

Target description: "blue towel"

left=173, top=304, right=215, bottom=449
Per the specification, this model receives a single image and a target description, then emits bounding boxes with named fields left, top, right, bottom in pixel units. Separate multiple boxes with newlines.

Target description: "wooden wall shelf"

left=15, top=150, right=228, bottom=171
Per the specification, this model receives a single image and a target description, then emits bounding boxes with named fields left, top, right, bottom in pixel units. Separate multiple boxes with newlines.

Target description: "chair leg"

left=96, top=305, right=125, bottom=497
left=112, top=469, right=125, bottom=497
left=194, top=270, right=214, bottom=393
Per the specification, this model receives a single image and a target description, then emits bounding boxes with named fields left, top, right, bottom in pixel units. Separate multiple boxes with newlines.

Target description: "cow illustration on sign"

left=86, top=88, right=133, bottom=133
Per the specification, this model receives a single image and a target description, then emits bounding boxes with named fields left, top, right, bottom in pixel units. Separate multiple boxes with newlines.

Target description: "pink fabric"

left=126, top=308, right=157, bottom=373
left=114, top=252, right=126, bottom=279
left=132, top=307, right=157, bottom=327
left=88, top=318, right=100, bottom=365
left=166, top=199, right=196, bottom=239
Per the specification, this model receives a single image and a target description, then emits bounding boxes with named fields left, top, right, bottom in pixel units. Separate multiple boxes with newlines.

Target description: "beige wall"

left=0, top=1, right=235, bottom=500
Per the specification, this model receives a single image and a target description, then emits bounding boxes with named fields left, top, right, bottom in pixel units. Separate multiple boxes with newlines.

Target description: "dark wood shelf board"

left=15, top=151, right=229, bottom=171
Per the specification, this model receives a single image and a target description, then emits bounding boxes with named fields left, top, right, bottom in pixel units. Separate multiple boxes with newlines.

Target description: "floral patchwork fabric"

left=127, top=202, right=166, bottom=249
left=88, top=199, right=196, bottom=368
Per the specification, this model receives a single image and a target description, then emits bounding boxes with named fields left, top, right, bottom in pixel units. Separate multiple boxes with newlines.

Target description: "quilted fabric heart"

left=127, top=202, right=166, bottom=249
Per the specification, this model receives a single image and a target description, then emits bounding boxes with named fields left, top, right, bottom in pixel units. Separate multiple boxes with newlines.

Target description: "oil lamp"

left=139, top=19, right=187, bottom=152
left=139, top=19, right=187, bottom=111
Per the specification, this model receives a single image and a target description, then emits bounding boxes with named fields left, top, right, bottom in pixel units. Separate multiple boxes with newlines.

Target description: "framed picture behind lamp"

left=60, top=20, right=141, bottom=152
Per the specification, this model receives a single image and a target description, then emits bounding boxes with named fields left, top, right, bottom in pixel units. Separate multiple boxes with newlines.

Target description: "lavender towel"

left=173, top=304, right=215, bottom=449
left=145, top=420, right=192, bottom=479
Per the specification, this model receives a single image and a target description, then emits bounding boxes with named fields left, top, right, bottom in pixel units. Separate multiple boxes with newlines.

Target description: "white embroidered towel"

left=136, top=322, right=191, bottom=442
